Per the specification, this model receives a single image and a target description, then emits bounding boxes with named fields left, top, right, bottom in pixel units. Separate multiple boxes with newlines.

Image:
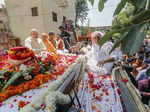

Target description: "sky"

left=84, top=0, right=121, bottom=27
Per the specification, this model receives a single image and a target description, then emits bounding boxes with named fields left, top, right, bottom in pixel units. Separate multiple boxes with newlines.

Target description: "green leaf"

left=121, top=24, right=147, bottom=55
left=112, top=33, right=121, bottom=37
left=110, top=32, right=128, bottom=53
left=136, top=0, right=147, bottom=10
left=3, top=72, right=22, bottom=90
left=99, top=31, right=115, bottom=47
left=114, top=0, right=127, bottom=16
left=13, top=65, right=16, bottom=71
left=99, top=27, right=129, bottom=47
left=131, top=10, right=150, bottom=24
left=98, top=0, right=105, bottom=12
left=88, top=0, right=94, bottom=6
left=126, top=0, right=137, bottom=6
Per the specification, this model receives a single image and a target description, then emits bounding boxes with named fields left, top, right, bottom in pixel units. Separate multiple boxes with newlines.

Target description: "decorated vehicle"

left=0, top=47, right=79, bottom=106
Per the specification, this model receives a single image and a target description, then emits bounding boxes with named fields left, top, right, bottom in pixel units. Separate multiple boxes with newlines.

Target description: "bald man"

left=25, top=29, right=46, bottom=50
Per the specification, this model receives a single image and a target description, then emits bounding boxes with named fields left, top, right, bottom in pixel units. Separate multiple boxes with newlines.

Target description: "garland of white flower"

left=20, top=56, right=82, bottom=112
left=44, top=91, right=71, bottom=112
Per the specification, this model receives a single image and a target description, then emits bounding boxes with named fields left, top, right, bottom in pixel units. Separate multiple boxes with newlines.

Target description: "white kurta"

left=86, top=42, right=122, bottom=75
left=25, top=37, right=46, bottom=50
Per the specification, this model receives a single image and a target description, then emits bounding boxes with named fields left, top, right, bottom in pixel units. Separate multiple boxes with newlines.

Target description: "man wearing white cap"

left=86, top=31, right=121, bottom=75
left=25, top=29, right=46, bottom=50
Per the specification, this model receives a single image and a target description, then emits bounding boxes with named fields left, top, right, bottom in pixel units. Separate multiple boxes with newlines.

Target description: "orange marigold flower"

left=92, top=105, right=96, bottom=111
left=17, top=88, right=24, bottom=94
left=29, top=84, right=36, bottom=89
left=18, top=100, right=26, bottom=108
left=0, top=93, right=7, bottom=102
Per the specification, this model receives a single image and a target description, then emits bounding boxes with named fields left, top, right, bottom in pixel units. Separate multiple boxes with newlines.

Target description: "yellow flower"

left=8, top=50, right=14, bottom=55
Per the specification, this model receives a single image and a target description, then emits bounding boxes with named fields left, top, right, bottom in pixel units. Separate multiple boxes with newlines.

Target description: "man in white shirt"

left=25, top=29, right=46, bottom=50
left=86, top=31, right=120, bottom=75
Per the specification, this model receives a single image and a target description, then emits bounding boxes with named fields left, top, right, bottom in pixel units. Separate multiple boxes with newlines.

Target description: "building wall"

left=0, top=8, right=8, bottom=29
left=6, top=0, right=76, bottom=45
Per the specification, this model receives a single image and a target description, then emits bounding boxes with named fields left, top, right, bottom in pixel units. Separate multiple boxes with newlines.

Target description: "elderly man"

left=86, top=31, right=121, bottom=75
left=25, top=29, right=46, bottom=50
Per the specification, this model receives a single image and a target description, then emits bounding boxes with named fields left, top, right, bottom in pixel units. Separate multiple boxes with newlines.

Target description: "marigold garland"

left=0, top=53, right=78, bottom=103
left=0, top=74, right=55, bottom=102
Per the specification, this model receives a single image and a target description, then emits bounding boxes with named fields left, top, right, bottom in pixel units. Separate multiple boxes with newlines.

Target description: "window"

left=52, top=12, right=57, bottom=22
left=31, top=7, right=38, bottom=16
left=63, top=16, right=66, bottom=22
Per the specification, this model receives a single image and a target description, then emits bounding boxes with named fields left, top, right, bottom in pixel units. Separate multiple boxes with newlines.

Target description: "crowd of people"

left=122, top=36, right=150, bottom=107
left=25, top=26, right=69, bottom=52
left=24, top=26, right=92, bottom=55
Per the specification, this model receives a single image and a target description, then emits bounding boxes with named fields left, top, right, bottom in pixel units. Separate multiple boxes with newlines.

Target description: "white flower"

left=20, top=64, right=27, bottom=71
left=19, top=105, right=36, bottom=112
left=44, top=91, right=70, bottom=112
left=20, top=56, right=82, bottom=112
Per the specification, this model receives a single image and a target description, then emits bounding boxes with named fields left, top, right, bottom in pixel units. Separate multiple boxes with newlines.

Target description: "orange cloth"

left=56, top=38, right=64, bottom=50
left=43, top=39, right=56, bottom=53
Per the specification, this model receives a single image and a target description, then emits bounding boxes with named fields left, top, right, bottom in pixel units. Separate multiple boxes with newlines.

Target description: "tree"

left=75, top=0, right=89, bottom=27
left=88, top=0, right=150, bottom=55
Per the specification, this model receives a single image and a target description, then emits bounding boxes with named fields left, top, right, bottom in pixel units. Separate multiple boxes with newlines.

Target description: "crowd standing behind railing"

left=122, top=37, right=150, bottom=107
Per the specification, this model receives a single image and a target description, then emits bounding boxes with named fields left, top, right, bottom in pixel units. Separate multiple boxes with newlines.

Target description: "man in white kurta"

left=25, top=29, right=46, bottom=51
left=86, top=31, right=122, bottom=75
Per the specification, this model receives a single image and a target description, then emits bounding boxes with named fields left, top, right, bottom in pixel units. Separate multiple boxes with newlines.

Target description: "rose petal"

left=10, top=104, right=14, bottom=108
left=0, top=102, right=3, bottom=107
left=13, top=99, right=17, bottom=102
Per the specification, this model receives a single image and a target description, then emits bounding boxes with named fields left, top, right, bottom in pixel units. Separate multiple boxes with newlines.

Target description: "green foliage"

left=112, top=33, right=121, bottom=37
left=89, top=0, right=150, bottom=55
left=98, top=0, right=105, bottom=11
left=89, top=0, right=108, bottom=11
left=147, top=30, right=150, bottom=35
left=114, top=0, right=127, bottom=16
left=89, top=0, right=94, bottom=6
left=0, top=75, right=5, bottom=92
left=37, top=61, right=52, bottom=74
left=110, top=32, right=128, bottom=53
left=3, top=72, right=22, bottom=91
left=121, top=24, right=147, bottom=55
left=112, top=3, right=135, bottom=29
left=130, top=10, right=150, bottom=24
left=75, top=0, right=89, bottom=27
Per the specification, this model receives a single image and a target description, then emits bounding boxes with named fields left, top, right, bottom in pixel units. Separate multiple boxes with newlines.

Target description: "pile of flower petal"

left=0, top=50, right=78, bottom=103
left=77, top=73, right=123, bottom=112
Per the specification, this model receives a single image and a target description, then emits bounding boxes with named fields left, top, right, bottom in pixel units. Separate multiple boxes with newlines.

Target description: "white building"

left=5, top=0, right=76, bottom=44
